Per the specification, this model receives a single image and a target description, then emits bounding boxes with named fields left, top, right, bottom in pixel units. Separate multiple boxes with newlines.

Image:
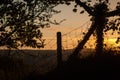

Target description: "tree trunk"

left=95, top=24, right=104, bottom=57
left=95, top=15, right=106, bottom=57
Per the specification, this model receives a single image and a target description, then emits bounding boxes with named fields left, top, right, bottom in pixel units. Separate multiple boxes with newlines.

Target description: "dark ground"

left=1, top=50, right=120, bottom=80
left=26, top=50, right=120, bottom=80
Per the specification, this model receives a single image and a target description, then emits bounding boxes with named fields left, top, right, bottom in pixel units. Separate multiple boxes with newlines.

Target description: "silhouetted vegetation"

left=0, top=0, right=74, bottom=50
left=0, top=55, right=30, bottom=80
left=0, top=49, right=120, bottom=80
left=0, top=0, right=120, bottom=80
left=71, top=0, right=120, bottom=58
left=42, top=49, right=120, bottom=80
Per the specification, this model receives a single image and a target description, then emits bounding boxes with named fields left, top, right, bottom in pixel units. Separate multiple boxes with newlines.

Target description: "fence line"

left=43, top=20, right=92, bottom=50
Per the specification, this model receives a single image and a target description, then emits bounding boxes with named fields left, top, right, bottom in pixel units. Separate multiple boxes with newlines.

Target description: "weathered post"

left=57, top=32, right=62, bottom=67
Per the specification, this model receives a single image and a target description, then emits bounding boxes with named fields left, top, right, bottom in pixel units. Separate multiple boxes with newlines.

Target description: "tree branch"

left=75, top=0, right=93, bottom=16
left=70, top=21, right=97, bottom=58
left=106, top=9, right=120, bottom=17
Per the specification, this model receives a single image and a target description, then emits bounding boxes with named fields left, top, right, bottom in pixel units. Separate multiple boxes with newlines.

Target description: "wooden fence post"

left=57, top=32, right=62, bottom=67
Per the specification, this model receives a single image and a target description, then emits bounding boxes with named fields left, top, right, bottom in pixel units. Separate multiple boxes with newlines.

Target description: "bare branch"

left=75, top=0, right=93, bottom=16
left=106, top=9, right=120, bottom=17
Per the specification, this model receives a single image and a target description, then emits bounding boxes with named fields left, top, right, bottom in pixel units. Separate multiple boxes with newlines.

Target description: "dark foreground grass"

left=0, top=55, right=34, bottom=80
left=42, top=50, right=120, bottom=80
left=1, top=49, right=120, bottom=80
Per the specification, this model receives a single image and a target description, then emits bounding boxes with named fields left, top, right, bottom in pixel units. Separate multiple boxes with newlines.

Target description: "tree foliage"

left=73, top=0, right=120, bottom=34
left=0, top=0, right=74, bottom=49
left=71, top=0, right=120, bottom=57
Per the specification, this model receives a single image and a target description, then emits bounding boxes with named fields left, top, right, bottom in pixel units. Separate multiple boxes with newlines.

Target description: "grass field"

left=0, top=49, right=74, bottom=80
left=0, top=49, right=120, bottom=80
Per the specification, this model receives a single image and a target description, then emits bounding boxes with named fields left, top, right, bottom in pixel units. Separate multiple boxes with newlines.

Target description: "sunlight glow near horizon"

left=40, top=0, right=120, bottom=50
left=105, top=38, right=120, bottom=47
left=0, top=0, right=120, bottom=50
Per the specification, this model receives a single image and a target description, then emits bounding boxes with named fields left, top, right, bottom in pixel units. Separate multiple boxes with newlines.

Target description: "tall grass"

left=0, top=48, right=120, bottom=80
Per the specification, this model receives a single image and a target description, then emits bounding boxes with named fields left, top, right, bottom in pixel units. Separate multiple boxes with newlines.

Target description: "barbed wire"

left=62, top=20, right=90, bottom=36
left=43, top=20, right=93, bottom=50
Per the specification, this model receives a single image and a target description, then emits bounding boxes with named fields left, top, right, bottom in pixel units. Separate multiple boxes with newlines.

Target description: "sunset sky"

left=41, top=0, right=120, bottom=50
left=0, top=0, right=119, bottom=50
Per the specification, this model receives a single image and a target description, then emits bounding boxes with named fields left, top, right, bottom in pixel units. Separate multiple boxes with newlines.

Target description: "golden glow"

left=105, top=38, right=120, bottom=47
left=107, top=38, right=116, bottom=43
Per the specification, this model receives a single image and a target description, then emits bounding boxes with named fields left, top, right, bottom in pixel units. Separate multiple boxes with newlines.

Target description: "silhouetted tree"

left=0, top=0, right=73, bottom=49
left=71, top=0, right=120, bottom=58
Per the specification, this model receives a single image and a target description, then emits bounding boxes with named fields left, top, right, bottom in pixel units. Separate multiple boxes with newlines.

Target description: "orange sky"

left=0, top=0, right=119, bottom=50
left=40, top=0, right=120, bottom=50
